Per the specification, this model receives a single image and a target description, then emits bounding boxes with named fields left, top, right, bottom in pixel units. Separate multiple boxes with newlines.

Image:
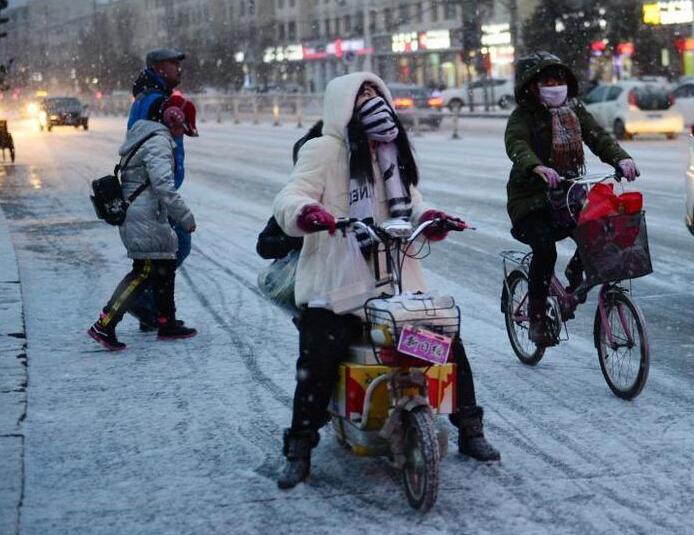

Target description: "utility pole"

left=363, top=0, right=373, bottom=72
left=0, top=0, right=9, bottom=90
left=461, top=0, right=482, bottom=110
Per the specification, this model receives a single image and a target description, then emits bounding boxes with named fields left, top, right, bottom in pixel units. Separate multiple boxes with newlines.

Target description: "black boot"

left=457, top=407, right=500, bottom=462
left=157, top=317, right=197, bottom=340
left=565, top=259, right=587, bottom=305
left=87, top=316, right=126, bottom=351
left=141, top=318, right=184, bottom=333
left=277, top=429, right=317, bottom=490
left=528, top=298, right=551, bottom=347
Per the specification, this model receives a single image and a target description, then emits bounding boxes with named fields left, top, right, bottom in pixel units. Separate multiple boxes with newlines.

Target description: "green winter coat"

left=505, top=52, right=631, bottom=225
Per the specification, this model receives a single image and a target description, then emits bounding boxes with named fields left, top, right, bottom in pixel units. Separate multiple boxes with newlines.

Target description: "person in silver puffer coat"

left=118, top=120, right=195, bottom=257
left=88, top=104, right=198, bottom=351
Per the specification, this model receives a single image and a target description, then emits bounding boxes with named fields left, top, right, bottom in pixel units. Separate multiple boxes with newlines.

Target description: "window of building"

left=334, top=17, right=340, bottom=35
left=444, top=1, right=457, bottom=19
left=369, top=10, right=377, bottom=33
left=384, top=7, right=392, bottom=29
left=278, top=23, right=286, bottom=40
left=288, top=21, right=296, bottom=40
left=325, top=17, right=331, bottom=36
left=430, top=1, right=439, bottom=22
left=344, top=14, right=351, bottom=33
left=414, top=3, right=423, bottom=23
left=354, top=11, right=364, bottom=33
left=278, top=0, right=284, bottom=8
left=399, top=4, right=409, bottom=25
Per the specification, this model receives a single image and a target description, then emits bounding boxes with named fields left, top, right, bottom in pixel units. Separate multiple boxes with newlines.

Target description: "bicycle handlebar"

left=312, top=216, right=470, bottom=240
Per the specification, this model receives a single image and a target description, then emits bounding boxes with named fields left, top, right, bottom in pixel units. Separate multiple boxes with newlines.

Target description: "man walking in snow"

left=126, top=48, right=196, bottom=330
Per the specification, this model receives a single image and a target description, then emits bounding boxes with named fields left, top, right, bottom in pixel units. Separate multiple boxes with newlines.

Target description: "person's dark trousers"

left=452, top=338, right=478, bottom=411
left=290, top=308, right=361, bottom=433
left=99, top=259, right=177, bottom=329
left=511, top=208, right=582, bottom=302
left=127, top=223, right=191, bottom=323
left=173, top=223, right=191, bottom=268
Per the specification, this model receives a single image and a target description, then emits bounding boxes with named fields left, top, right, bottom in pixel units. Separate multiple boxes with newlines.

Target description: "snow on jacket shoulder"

left=117, top=120, right=195, bottom=260
left=273, top=71, right=429, bottom=311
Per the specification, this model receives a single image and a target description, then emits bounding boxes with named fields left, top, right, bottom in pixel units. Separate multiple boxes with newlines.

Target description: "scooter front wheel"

left=402, top=407, right=440, bottom=512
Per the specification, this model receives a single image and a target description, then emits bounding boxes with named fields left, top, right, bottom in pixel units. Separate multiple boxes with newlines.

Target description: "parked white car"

left=441, top=78, right=515, bottom=110
left=583, top=82, right=684, bottom=140
left=673, top=81, right=694, bottom=127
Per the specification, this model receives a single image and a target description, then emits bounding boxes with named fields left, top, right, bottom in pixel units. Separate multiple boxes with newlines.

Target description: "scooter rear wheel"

left=402, top=407, right=439, bottom=512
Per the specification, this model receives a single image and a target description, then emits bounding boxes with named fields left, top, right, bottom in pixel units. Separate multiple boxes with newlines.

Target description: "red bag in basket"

left=617, top=192, right=643, bottom=215
left=578, top=183, right=618, bottom=224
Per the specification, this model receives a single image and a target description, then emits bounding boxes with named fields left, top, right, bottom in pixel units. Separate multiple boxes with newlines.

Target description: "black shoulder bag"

left=90, top=132, right=158, bottom=226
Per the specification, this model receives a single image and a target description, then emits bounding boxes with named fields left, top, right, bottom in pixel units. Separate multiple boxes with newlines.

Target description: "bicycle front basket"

left=574, top=211, right=653, bottom=286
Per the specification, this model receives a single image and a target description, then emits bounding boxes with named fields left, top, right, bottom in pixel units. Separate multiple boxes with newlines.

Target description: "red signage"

left=616, top=42, right=635, bottom=56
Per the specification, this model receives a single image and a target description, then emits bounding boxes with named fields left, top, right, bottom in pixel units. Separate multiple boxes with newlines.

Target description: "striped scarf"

left=549, top=105, right=585, bottom=178
left=358, top=96, right=399, bottom=143
left=349, top=142, right=412, bottom=254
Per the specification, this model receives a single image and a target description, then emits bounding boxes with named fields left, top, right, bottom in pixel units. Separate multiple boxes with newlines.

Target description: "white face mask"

left=539, top=85, right=568, bottom=107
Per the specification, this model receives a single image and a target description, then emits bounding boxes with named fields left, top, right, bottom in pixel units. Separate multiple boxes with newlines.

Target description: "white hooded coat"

left=273, top=72, right=430, bottom=311
left=118, top=120, right=195, bottom=260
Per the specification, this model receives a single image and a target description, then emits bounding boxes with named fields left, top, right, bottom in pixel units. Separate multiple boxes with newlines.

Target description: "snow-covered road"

left=1, top=117, right=693, bottom=534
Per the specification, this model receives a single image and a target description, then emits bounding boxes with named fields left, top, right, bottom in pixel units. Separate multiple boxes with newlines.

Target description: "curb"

left=0, top=198, right=27, bottom=535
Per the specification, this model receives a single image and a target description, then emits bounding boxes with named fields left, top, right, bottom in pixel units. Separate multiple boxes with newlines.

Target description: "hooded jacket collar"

left=132, top=68, right=170, bottom=98
left=514, top=52, right=579, bottom=110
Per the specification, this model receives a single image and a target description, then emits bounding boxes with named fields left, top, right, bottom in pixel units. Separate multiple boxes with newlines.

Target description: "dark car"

left=388, top=83, right=443, bottom=130
left=38, top=97, right=89, bottom=132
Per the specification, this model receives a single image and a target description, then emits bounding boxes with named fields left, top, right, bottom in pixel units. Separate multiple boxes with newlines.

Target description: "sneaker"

left=157, top=318, right=197, bottom=340
left=87, top=322, right=126, bottom=351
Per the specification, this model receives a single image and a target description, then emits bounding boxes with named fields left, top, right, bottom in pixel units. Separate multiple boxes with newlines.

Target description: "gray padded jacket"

left=118, top=120, right=195, bottom=260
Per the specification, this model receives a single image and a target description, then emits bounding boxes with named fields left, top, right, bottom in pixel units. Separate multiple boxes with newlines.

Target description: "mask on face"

left=539, top=85, right=568, bottom=108
left=358, top=96, right=399, bottom=142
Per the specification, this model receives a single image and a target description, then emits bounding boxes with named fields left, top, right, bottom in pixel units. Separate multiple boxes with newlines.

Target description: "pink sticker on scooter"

left=397, top=325, right=452, bottom=365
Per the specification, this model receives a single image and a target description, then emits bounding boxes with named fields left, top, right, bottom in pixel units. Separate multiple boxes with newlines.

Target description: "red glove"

left=296, top=204, right=336, bottom=234
left=420, top=209, right=466, bottom=241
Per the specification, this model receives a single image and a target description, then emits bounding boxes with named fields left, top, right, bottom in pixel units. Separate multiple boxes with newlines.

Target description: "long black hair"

left=347, top=90, right=419, bottom=189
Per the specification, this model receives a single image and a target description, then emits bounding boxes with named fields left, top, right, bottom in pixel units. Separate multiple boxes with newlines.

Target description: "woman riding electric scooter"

left=273, top=72, right=500, bottom=490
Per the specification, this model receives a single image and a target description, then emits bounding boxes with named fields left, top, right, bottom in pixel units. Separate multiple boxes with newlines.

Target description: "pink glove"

left=618, top=159, right=639, bottom=182
left=296, top=204, right=336, bottom=234
left=420, top=209, right=467, bottom=241
left=533, top=165, right=561, bottom=188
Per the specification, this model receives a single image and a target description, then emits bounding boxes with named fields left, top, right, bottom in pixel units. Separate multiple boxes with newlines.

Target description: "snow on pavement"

left=0, top=117, right=693, bottom=534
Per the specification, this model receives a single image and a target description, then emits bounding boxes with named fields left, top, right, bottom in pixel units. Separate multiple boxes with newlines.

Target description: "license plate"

left=397, top=325, right=452, bottom=365
left=646, top=114, right=662, bottom=119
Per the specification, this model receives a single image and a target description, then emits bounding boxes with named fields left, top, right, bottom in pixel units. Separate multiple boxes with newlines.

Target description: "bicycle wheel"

left=504, top=270, right=545, bottom=366
left=594, top=290, right=649, bottom=400
left=402, top=407, right=439, bottom=512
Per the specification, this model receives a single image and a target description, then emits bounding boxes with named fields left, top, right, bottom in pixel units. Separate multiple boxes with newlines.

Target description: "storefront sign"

left=263, top=44, right=303, bottom=63
left=303, top=38, right=370, bottom=60
left=481, top=23, right=511, bottom=46
left=391, top=30, right=452, bottom=53
left=643, top=1, right=693, bottom=25
left=616, top=42, right=635, bottom=57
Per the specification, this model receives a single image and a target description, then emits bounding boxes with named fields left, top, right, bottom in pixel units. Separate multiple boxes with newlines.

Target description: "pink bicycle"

left=500, top=173, right=651, bottom=400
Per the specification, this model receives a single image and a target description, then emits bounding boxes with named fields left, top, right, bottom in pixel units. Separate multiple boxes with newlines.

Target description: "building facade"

left=0, top=0, right=545, bottom=94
